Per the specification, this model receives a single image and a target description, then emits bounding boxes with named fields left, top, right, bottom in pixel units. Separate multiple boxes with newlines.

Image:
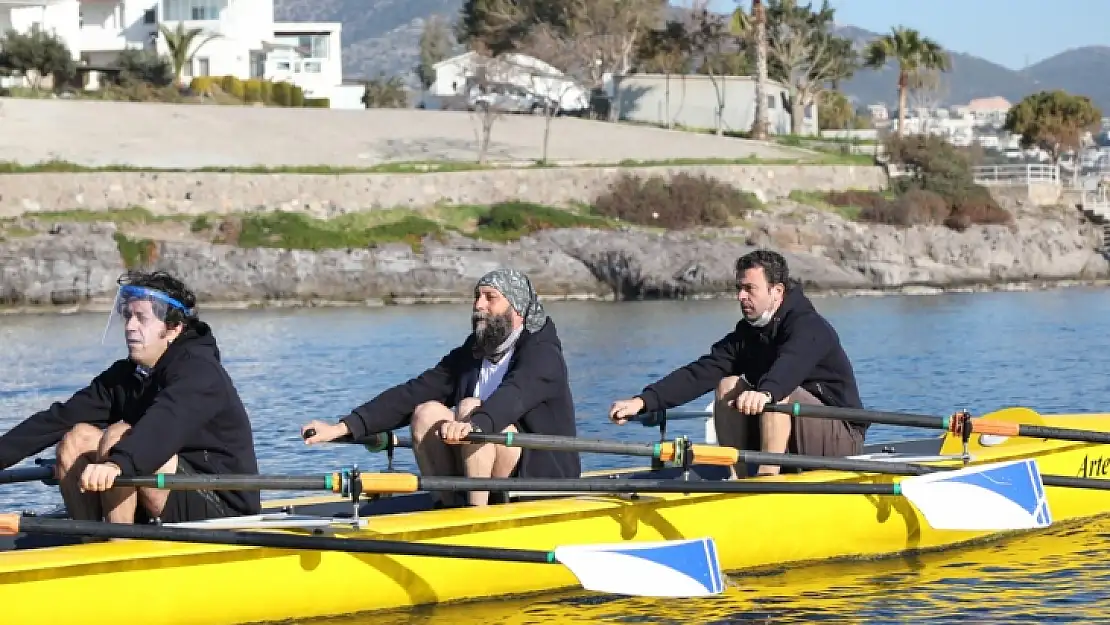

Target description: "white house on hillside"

left=423, top=51, right=589, bottom=112
left=0, top=0, right=362, bottom=108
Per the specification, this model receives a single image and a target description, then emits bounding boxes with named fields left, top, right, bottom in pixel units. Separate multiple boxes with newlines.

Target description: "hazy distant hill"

left=273, top=0, right=1110, bottom=111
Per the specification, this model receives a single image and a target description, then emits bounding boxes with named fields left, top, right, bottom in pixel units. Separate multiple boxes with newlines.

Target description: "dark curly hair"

left=117, top=270, right=198, bottom=329
left=735, top=249, right=795, bottom=290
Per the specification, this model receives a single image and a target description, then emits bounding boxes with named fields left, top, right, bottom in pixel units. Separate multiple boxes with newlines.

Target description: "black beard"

left=472, top=310, right=514, bottom=357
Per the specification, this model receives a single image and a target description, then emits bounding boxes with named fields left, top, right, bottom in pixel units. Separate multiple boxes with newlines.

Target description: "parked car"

left=467, top=82, right=553, bottom=115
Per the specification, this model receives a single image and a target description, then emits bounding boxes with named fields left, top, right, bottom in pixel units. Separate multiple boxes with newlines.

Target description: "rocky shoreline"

left=3, top=196, right=1107, bottom=314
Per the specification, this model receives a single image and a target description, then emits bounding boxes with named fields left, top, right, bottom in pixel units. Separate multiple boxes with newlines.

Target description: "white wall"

left=4, top=1, right=81, bottom=59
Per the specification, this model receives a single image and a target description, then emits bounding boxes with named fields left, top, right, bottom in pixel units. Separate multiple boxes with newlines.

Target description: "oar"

left=764, top=403, right=1110, bottom=445
left=115, top=458, right=1053, bottom=532
left=0, top=513, right=725, bottom=598
left=454, top=431, right=1110, bottom=491
left=0, top=461, right=57, bottom=486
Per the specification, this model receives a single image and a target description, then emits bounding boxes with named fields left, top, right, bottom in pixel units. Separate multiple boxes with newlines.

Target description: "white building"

left=612, top=73, right=819, bottom=136
left=424, top=51, right=589, bottom=112
left=0, top=0, right=362, bottom=108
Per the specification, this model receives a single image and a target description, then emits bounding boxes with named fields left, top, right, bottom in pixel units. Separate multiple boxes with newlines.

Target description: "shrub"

left=304, top=97, right=330, bottom=108
left=858, top=189, right=947, bottom=226
left=945, top=186, right=1013, bottom=231
left=115, top=49, right=172, bottom=87
left=290, top=85, right=304, bottom=107
left=476, top=202, right=607, bottom=240
left=189, top=76, right=215, bottom=95
left=260, top=80, right=273, bottom=104
left=220, top=75, right=244, bottom=100
left=230, top=212, right=443, bottom=251
left=823, top=190, right=890, bottom=212
left=271, top=82, right=291, bottom=106
left=243, top=79, right=263, bottom=103
left=593, top=172, right=760, bottom=229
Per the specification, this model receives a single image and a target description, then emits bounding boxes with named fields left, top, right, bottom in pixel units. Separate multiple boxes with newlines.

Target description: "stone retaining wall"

left=0, top=164, right=888, bottom=218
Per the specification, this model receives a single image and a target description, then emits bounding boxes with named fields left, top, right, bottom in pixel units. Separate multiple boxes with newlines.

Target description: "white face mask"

left=745, top=308, right=774, bottom=328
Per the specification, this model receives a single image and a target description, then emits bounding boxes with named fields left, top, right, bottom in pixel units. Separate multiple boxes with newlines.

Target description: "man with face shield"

left=302, top=268, right=580, bottom=507
left=0, top=271, right=261, bottom=524
left=608, top=250, right=866, bottom=477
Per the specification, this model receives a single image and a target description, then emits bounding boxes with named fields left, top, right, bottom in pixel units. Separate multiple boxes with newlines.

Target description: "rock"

left=1, top=209, right=1107, bottom=309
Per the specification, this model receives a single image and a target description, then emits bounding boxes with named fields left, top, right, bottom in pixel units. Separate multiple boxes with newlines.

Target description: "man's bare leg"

left=410, top=401, right=462, bottom=507
left=135, top=455, right=178, bottom=521
left=756, top=408, right=792, bottom=476
left=55, top=424, right=103, bottom=521
left=95, top=423, right=140, bottom=524
left=457, top=398, right=522, bottom=506
left=713, top=376, right=750, bottom=479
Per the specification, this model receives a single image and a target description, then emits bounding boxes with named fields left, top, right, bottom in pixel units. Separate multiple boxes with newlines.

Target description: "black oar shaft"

left=464, top=432, right=657, bottom=457
left=0, top=514, right=552, bottom=563
left=769, top=403, right=1110, bottom=446
left=0, top=465, right=54, bottom=485
left=116, top=475, right=337, bottom=491
left=1013, top=424, right=1110, bottom=445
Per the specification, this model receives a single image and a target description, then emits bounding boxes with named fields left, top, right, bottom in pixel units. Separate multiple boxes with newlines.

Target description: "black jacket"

left=341, top=318, right=581, bottom=479
left=0, top=322, right=261, bottom=516
left=637, top=286, right=867, bottom=434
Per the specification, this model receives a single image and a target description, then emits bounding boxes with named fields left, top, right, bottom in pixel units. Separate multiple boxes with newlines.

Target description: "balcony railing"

left=972, top=164, right=1060, bottom=185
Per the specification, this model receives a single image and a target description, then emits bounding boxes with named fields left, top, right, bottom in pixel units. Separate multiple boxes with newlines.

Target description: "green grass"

left=113, top=232, right=156, bottom=268
left=0, top=154, right=877, bottom=175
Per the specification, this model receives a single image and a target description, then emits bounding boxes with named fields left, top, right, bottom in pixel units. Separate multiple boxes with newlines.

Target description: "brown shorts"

left=738, top=379, right=864, bottom=460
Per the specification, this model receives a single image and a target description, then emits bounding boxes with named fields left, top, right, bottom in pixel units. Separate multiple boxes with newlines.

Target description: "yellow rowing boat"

left=1, top=408, right=1108, bottom=625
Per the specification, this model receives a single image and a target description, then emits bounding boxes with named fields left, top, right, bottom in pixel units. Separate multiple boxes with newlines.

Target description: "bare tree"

left=559, top=0, right=664, bottom=120
left=465, top=50, right=517, bottom=164
left=516, top=25, right=596, bottom=163
left=685, top=0, right=734, bottom=136
left=764, top=0, right=856, bottom=135
left=906, top=70, right=947, bottom=135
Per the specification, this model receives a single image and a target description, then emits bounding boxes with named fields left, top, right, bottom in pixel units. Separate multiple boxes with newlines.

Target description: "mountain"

left=272, top=0, right=1110, bottom=112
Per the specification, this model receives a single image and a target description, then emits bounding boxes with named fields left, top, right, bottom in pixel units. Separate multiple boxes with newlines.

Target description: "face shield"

left=101, top=284, right=191, bottom=348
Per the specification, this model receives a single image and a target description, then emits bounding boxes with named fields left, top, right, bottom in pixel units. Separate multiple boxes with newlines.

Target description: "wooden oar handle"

left=358, top=473, right=420, bottom=494
left=964, top=420, right=1021, bottom=437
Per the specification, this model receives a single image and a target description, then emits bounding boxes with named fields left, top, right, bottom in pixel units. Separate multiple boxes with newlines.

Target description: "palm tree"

left=731, top=1, right=768, bottom=140
left=159, top=23, right=222, bottom=87
left=863, top=26, right=950, bottom=137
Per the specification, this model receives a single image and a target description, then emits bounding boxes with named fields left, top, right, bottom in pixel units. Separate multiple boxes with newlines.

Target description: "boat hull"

left=2, top=410, right=1110, bottom=624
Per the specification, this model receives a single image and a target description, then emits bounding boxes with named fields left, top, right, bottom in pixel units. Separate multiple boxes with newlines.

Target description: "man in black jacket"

left=608, top=250, right=866, bottom=477
left=303, top=268, right=580, bottom=507
left=0, top=271, right=261, bottom=524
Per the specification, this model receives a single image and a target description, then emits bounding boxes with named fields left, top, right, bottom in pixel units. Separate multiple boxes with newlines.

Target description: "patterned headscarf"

left=475, top=268, right=548, bottom=333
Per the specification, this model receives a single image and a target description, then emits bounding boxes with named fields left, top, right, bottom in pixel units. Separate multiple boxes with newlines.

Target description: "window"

left=163, top=0, right=224, bottom=21
left=767, top=94, right=775, bottom=109
left=274, top=34, right=329, bottom=59
left=304, top=61, right=321, bottom=73
left=143, top=8, right=155, bottom=24
left=197, top=57, right=209, bottom=76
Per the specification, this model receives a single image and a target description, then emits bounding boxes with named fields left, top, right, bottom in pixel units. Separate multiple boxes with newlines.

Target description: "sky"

left=702, top=0, right=1110, bottom=70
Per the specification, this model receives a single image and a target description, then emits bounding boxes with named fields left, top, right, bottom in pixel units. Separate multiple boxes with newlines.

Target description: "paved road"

left=0, top=97, right=813, bottom=169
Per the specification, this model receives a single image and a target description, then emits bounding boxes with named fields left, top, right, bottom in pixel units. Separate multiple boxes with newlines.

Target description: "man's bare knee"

left=411, top=401, right=452, bottom=437
left=715, top=376, right=746, bottom=401
left=457, top=397, right=481, bottom=420
left=56, top=424, right=101, bottom=468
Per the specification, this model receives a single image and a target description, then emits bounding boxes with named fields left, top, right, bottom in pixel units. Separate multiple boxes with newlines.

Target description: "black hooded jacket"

left=0, top=322, right=261, bottom=516
left=341, top=318, right=581, bottom=480
left=637, top=286, right=868, bottom=434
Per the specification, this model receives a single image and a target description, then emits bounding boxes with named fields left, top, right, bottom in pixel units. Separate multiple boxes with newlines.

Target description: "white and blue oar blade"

left=899, top=458, right=1052, bottom=531
left=553, top=537, right=725, bottom=598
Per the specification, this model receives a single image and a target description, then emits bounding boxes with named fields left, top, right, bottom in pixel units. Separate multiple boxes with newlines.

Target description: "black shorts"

left=135, top=455, right=236, bottom=525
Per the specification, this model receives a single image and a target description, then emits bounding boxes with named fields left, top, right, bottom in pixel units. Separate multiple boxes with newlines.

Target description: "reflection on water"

left=3, top=287, right=1110, bottom=621
left=326, top=517, right=1110, bottom=625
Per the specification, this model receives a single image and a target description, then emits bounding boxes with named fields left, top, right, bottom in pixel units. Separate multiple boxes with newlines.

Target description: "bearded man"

left=303, top=269, right=581, bottom=507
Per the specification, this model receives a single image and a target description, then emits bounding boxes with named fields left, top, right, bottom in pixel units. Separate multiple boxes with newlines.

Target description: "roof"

left=616, top=72, right=791, bottom=90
